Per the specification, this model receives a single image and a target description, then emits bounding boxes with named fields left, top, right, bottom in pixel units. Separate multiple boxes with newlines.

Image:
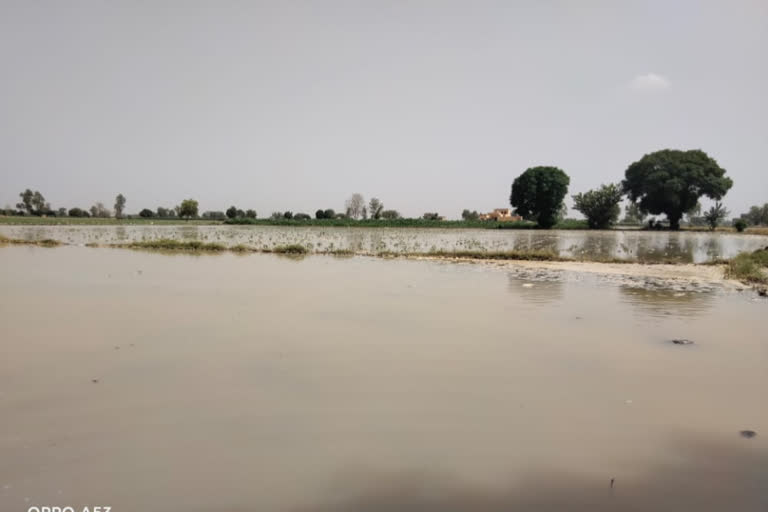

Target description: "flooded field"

left=1, top=245, right=766, bottom=511
left=2, top=224, right=768, bottom=262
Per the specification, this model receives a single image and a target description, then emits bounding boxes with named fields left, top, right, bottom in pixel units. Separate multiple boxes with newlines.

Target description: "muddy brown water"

left=0, top=245, right=766, bottom=511
left=2, top=224, right=768, bottom=262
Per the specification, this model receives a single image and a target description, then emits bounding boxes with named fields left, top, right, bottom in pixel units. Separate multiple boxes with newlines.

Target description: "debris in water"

left=671, top=339, right=694, bottom=345
left=522, top=283, right=534, bottom=288
left=91, top=379, right=99, bottom=384
left=610, top=478, right=615, bottom=488
left=740, top=430, right=757, bottom=439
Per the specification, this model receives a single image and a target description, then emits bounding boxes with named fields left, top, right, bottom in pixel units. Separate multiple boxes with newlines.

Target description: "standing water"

left=1, top=225, right=767, bottom=262
left=0, top=245, right=766, bottom=511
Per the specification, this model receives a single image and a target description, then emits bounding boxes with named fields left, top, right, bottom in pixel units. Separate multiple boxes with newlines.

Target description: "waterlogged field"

left=2, top=224, right=768, bottom=262
left=0, top=245, right=766, bottom=511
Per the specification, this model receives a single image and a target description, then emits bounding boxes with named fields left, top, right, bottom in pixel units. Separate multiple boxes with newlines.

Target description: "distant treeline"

left=3, top=149, right=767, bottom=231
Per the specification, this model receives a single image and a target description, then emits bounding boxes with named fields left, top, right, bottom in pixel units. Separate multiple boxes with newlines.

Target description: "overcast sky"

left=1, top=0, right=766, bottom=218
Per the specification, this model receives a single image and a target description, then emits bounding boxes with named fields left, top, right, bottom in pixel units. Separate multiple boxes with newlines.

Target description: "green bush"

left=572, top=184, right=623, bottom=229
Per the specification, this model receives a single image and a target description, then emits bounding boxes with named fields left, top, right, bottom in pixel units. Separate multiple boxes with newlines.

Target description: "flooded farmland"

left=2, top=224, right=768, bottom=262
left=1, top=245, right=766, bottom=511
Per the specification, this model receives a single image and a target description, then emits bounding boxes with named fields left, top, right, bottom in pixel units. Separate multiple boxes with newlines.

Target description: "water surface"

left=0, top=246, right=766, bottom=511
left=2, top=224, right=767, bottom=262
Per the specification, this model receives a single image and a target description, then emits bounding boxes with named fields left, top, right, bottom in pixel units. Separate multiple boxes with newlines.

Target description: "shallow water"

left=2, top=224, right=767, bottom=262
left=1, top=246, right=766, bottom=511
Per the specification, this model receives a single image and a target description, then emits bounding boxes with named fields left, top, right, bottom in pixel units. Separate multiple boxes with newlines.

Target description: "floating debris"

left=671, top=339, right=694, bottom=345
left=740, top=430, right=757, bottom=439
left=91, top=379, right=99, bottom=384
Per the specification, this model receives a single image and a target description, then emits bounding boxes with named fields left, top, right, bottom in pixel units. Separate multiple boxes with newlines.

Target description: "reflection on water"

left=619, top=286, right=716, bottom=318
left=294, top=438, right=768, bottom=512
left=1, top=225, right=767, bottom=262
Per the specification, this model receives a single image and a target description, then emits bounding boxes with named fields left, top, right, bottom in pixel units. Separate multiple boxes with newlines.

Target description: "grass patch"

left=0, top=235, right=61, bottom=247
left=726, top=248, right=768, bottom=284
left=229, top=244, right=254, bottom=252
left=122, top=239, right=227, bottom=251
left=376, top=249, right=564, bottom=261
left=271, top=244, right=309, bottom=254
left=325, top=248, right=355, bottom=256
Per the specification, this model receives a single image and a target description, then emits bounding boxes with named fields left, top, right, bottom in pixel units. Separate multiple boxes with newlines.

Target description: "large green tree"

left=622, top=149, right=732, bottom=230
left=572, top=183, right=623, bottom=229
left=510, top=166, right=570, bottom=228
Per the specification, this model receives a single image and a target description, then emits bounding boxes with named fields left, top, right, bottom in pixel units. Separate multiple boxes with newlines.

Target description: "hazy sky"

left=1, top=0, right=766, bottom=218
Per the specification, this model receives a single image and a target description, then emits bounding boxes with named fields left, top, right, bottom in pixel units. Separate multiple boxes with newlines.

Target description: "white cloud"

left=630, top=73, right=670, bottom=92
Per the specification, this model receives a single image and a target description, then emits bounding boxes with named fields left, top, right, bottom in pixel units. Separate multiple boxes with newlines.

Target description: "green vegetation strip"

left=0, top=234, right=61, bottom=247
left=378, top=250, right=562, bottom=261
left=120, top=239, right=227, bottom=251
left=726, top=248, right=768, bottom=284
left=223, top=217, right=589, bottom=230
left=0, top=217, right=220, bottom=225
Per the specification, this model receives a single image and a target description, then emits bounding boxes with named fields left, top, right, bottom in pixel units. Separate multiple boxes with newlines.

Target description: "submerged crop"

left=121, top=239, right=227, bottom=251
left=0, top=235, right=61, bottom=247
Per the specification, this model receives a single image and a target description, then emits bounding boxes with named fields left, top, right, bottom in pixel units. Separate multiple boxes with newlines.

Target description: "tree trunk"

left=669, top=215, right=681, bottom=230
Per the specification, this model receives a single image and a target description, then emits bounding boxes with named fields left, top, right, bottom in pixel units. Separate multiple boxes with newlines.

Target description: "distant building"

left=478, top=208, right=522, bottom=222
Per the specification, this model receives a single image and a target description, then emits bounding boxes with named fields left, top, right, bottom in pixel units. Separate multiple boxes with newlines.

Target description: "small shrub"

left=733, top=218, right=748, bottom=232
left=726, top=249, right=768, bottom=283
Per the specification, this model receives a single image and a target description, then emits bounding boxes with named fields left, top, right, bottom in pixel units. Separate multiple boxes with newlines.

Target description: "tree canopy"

left=572, top=183, right=623, bottom=229
left=739, top=204, right=768, bottom=226
left=114, top=194, right=126, bottom=219
left=345, top=193, right=365, bottom=219
left=622, top=149, right=732, bottom=230
left=368, top=198, right=383, bottom=220
left=17, top=189, right=48, bottom=215
left=178, top=199, right=199, bottom=219
left=510, top=166, right=570, bottom=228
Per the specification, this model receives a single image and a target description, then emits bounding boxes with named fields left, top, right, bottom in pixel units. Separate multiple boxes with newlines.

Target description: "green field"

left=222, top=217, right=591, bottom=230
left=0, top=215, right=591, bottom=229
